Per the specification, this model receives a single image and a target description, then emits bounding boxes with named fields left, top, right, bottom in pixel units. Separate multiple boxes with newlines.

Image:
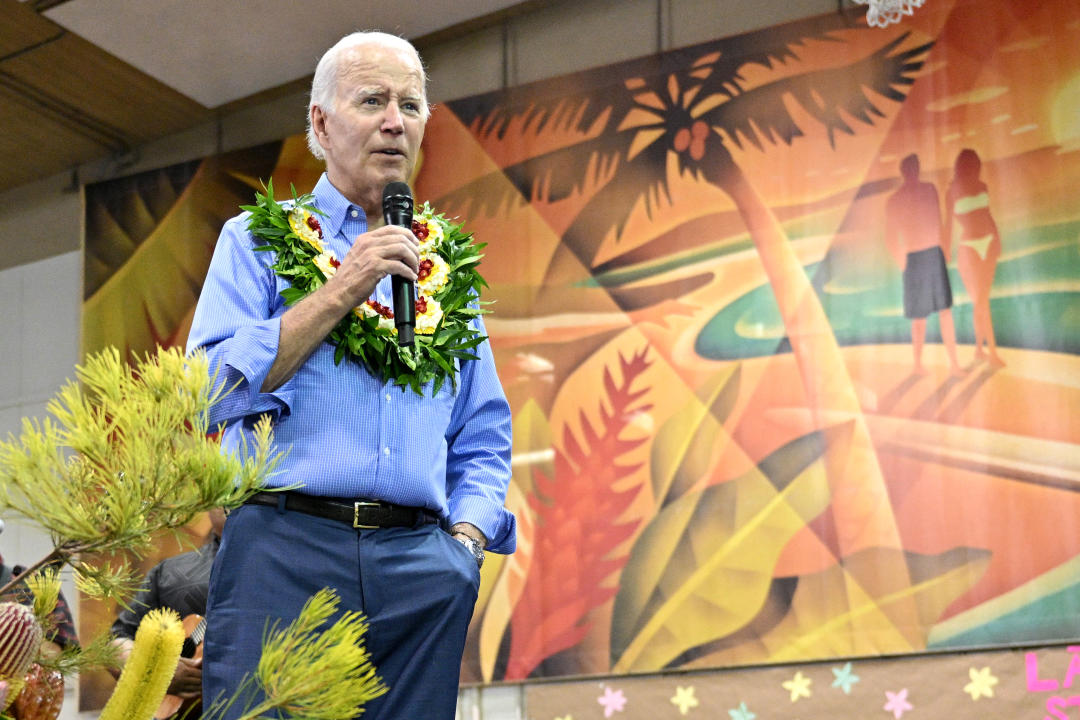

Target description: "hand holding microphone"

left=382, top=182, right=415, bottom=346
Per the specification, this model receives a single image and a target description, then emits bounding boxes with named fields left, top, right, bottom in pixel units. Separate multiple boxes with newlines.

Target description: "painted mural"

left=81, top=0, right=1080, bottom=698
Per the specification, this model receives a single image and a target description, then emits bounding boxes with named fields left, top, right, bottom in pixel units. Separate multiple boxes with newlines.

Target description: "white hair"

left=306, top=31, right=430, bottom=160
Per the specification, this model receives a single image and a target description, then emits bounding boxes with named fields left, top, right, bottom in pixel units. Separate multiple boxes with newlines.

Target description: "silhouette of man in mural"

left=885, top=153, right=963, bottom=376
left=945, top=148, right=1004, bottom=367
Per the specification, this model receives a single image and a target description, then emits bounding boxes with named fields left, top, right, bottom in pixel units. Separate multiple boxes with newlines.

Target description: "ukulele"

left=154, top=614, right=206, bottom=720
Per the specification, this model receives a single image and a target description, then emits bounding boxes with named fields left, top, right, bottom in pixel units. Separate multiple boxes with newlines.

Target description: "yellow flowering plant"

left=203, top=588, right=386, bottom=720
left=0, top=345, right=279, bottom=683
left=98, top=608, right=185, bottom=720
left=243, top=181, right=491, bottom=395
left=0, top=346, right=278, bottom=600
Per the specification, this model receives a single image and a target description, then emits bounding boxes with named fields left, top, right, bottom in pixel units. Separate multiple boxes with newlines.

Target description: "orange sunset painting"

left=80, top=0, right=1080, bottom=691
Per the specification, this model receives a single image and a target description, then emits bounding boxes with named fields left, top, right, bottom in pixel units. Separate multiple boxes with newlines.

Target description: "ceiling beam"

left=31, top=0, right=76, bottom=11
left=0, top=72, right=130, bottom=152
left=0, top=0, right=210, bottom=192
left=0, top=0, right=63, bottom=56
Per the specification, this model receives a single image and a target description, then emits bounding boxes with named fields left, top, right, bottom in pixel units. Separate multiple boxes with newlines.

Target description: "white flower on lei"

left=413, top=211, right=445, bottom=254
left=355, top=300, right=397, bottom=332
left=415, top=296, right=443, bottom=335
left=288, top=206, right=325, bottom=252
left=417, top=252, right=450, bottom=296
left=313, top=250, right=339, bottom=282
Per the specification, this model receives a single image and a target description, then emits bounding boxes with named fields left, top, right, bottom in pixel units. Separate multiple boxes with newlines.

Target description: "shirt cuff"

left=449, top=495, right=517, bottom=554
left=206, top=318, right=294, bottom=424
left=226, top=317, right=282, bottom=395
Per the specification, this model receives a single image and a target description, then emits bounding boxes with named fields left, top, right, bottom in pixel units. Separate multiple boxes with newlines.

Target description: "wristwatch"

left=454, top=533, right=485, bottom=569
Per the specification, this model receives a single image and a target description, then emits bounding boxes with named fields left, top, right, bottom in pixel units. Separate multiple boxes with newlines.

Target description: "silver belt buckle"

left=353, top=501, right=381, bottom=529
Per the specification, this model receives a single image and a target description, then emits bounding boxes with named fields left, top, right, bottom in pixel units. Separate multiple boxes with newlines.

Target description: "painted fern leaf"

left=504, top=349, right=652, bottom=680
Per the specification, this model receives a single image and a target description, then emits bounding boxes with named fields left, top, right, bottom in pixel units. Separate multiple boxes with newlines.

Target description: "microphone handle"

left=392, top=274, right=415, bottom=347
left=383, top=188, right=415, bottom=348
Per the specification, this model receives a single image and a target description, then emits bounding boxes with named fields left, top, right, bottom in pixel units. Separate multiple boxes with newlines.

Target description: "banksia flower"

left=0, top=601, right=44, bottom=709
left=99, top=608, right=184, bottom=720
left=12, top=663, right=64, bottom=720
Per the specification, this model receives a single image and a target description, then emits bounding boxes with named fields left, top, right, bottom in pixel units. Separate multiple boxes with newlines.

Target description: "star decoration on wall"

left=884, top=688, right=913, bottom=718
left=597, top=686, right=627, bottom=718
left=670, top=686, right=699, bottom=715
left=728, top=701, right=756, bottom=720
left=831, top=662, right=860, bottom=694
left=782, top=670, right=813, bottom=702
left=964, top=666, right=999, bottom=700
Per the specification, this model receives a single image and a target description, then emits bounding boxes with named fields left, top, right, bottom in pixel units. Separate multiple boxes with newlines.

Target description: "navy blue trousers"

left=202, top=502, right=480, bottom=720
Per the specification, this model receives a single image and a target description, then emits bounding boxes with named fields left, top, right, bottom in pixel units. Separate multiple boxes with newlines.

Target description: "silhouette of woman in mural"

left=945, top=148, right=1004, bottom=367
left=885, top=153, right=963, bottom=377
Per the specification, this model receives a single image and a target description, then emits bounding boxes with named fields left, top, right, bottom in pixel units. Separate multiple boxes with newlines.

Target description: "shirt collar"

left=312, top=173, right=368, bottom=241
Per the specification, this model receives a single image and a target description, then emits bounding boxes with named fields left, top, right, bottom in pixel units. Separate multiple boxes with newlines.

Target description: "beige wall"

left=0, top=1, right=837, bottom=717
left=0, top=0, right=837, bottom=266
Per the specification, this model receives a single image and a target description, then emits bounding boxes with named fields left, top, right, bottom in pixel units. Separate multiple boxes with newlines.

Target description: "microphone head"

left=382, top=182, right=413, bottom=227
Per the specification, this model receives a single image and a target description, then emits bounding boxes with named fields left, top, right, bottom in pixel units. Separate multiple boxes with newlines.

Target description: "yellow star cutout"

left=964, top=666, right=998, bottom=700
left=670, top=686, right=699, bottom=715
left=782, top=671, right=813, bottom=702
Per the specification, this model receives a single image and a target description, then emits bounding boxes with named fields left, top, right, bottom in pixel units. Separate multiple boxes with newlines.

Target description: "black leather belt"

left=245, top=491, right=440, bottom=529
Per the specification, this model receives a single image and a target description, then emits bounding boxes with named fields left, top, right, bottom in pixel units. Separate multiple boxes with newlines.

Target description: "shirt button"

left=383, top=447, right=391, bottom=456
left=350, top=209, right=359, bottom=218
left=385, top=393, right=391, bottom=402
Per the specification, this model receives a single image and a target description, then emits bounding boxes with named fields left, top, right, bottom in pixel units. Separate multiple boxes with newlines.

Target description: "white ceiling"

left=43, top=0, right=524, bottom=108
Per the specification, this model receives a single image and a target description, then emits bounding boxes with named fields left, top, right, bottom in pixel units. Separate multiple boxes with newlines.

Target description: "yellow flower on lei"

left=417, top=252, right=450, bottom=296
left=415, top=296, right=443, bottom=335
left=288, top=206, right=325, bottom=252
left=412, top=210, right=444, bottom=253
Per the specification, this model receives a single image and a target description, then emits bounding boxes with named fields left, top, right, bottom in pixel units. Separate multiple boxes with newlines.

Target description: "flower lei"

left=242, top=181, right=489, bottom=395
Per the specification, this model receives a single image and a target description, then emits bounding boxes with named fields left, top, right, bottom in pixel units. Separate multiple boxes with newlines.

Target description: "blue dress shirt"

left=186, top=174, right=515, bottom=553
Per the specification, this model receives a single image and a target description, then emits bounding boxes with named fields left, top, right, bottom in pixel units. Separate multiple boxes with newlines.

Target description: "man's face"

left=314, top=43, right=427, bottom=213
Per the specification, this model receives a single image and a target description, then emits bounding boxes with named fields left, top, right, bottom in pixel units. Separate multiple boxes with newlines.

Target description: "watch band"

left=453, top=532, right=485, bottom=569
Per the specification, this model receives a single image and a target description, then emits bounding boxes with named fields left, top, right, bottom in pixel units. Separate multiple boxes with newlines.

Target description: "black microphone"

left=382, top=181, right=415, bottom=347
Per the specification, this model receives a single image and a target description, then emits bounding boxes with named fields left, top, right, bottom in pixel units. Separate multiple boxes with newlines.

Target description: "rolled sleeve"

left=188, top=214, right=292, bottom=424
left=445, top=315, right=516, bottom=554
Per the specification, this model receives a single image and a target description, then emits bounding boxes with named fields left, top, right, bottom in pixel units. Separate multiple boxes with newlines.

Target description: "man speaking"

left=186, top=31, right=515, bottom=720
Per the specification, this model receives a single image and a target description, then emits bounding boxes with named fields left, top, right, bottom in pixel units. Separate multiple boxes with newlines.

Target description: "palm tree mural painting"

left=440, top=15, right=939, bottom=676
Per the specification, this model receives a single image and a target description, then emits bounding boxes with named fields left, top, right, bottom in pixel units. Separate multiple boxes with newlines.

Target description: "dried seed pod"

left=12, top=663, right=64, bottom=720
